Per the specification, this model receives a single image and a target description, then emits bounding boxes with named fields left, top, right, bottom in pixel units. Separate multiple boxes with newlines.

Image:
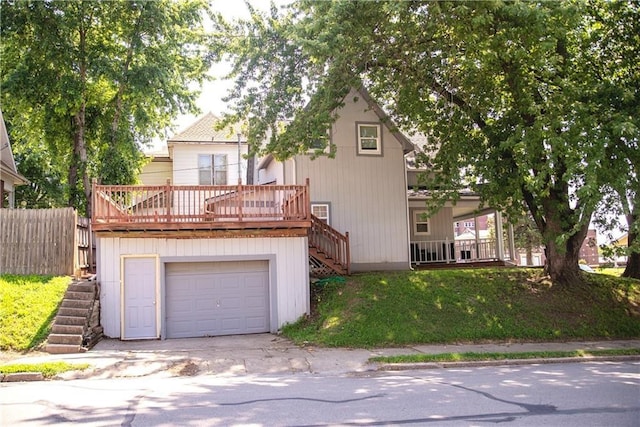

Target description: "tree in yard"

left=585, top=1, right=640, bottom=279
left=212, top=0, right=633, bottom=285
left=1, top=0, right=213, bottom=216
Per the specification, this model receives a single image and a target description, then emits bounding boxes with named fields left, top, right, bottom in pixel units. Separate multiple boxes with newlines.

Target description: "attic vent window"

left=356, top=123, right=382, bottom=156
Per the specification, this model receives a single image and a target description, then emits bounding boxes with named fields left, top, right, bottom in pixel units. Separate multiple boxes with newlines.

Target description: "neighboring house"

left=454, top=215, right=490, bottom=237
left=92, top=89, right=514, bottom=341
left=0, top=109, right=28, bottom=208
left=139, top=112, right=250, bottom=186
left=579, top=229, right=599, bottom=266
left=600, top=232, right=628, bottom=266
left=512, top=228, right=600, bottom=267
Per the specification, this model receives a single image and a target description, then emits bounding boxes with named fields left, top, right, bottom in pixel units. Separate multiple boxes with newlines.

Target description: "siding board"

left=97, top=236, right=308, bottom=338
left=295, top=90, right=409, bottom=268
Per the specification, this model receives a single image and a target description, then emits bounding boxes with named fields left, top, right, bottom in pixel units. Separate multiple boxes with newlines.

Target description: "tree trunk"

left=622, top=212, right=639, bottom=279
left=543, top=218, right=589, bottom=285
left=70, top=107, right=89, bottom=216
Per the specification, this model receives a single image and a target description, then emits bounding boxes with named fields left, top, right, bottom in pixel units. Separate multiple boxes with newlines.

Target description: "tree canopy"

left=585, top=0, right=639, bottom=278
left=1, top=0, right=213, bottom=216
left=212, top=0, right=639, bottom=284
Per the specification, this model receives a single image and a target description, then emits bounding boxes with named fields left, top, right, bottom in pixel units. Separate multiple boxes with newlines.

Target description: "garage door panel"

left=166, top=261, right=269, bottom=338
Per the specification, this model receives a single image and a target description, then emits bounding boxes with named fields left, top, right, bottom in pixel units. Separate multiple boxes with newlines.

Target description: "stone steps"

left=46, top=344, right=87, bottom=354
left=51, top=324, right=84, bottom=335
left=47, top=333, right=83, bottom=345
left=60, top=299, right=92, bottom=309
left=45, top=279, right=102, bottom=354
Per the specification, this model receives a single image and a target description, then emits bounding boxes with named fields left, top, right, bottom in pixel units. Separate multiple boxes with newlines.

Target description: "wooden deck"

left=92, top=181, right=312, bottom=232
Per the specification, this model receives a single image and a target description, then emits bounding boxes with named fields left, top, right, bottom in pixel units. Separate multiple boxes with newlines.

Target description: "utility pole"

left=237, top=133, right=242, bottom=184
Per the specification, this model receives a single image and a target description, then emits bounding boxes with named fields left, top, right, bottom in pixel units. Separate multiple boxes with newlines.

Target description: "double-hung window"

left=311, top=203, right=330, bottom=224
left=414, top=211, right=430, bottom=235
left=198, top=154, right=228, bottom=185
left=356, top=123, right=382, bottom=155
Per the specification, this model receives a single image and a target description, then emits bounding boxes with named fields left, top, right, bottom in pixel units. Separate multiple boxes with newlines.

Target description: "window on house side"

left=311, top=203, right=330, bottom=224
left=414, top=211, right=430, bottom=235
left=307, top=136, right=331, bottom=154
left=357, top=123, right=381, bottom=155
left=198, top=154, right=228, bottom=185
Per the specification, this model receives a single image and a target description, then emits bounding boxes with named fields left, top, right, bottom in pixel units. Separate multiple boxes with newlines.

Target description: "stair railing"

left=309, top=214, right=350, bottom=275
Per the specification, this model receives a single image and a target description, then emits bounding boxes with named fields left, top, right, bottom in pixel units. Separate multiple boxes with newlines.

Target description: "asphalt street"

left=1, top=360, right=638, bottom=426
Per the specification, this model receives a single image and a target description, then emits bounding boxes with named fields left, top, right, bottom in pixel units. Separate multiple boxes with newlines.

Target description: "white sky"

left=166, top=0, right=289, bottom=139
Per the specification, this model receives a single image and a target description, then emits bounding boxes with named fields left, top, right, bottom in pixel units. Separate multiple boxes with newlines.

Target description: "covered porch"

left=408, top=193, right=516, bottom=267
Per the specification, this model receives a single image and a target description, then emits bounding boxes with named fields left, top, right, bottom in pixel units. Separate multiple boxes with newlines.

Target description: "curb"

left=1, top=372, right=45, bottom=382
left=377, top=355, right=640, bottom=371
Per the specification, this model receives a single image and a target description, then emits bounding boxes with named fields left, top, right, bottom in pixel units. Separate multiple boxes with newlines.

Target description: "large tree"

left=586, top=0, right=640, bottom=279
left=1, top=0, right=212, bottom=216
left=212, top=0, right=633, bottom=285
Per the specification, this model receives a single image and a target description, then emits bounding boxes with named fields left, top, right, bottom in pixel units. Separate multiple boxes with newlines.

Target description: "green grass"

left=0, top=274, right=70, bottom=351
left=0, top=361, right=90, bottom=379
left=282, top=268, right=640, bottom=347
left=596, top=267, right=626, bottom=277
left=370, top=348, right=640, bottom=364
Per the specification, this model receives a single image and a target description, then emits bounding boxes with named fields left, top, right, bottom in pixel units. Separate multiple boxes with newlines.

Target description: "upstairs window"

left=198, top=154, right=227, bottom=185
left=356, top=123, right=382, bottom=156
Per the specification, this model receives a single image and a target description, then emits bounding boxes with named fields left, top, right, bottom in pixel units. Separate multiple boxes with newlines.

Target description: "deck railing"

left=410, top=238, right=503, bottom=264
left=92, top=181, right=311, bottom=230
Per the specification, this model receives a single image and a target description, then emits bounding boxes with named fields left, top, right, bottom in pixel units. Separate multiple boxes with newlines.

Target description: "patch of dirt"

left=169, top=360, right=200, bottom=376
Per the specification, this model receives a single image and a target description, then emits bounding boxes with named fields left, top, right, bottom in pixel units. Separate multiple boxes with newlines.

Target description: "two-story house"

left=92, top=89, right=514, bottom=341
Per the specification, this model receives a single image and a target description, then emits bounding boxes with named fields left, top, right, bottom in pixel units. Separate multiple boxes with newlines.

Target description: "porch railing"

left=410, top=238, right=502, bottom=264
left=92, top=180, right=310, bottom=229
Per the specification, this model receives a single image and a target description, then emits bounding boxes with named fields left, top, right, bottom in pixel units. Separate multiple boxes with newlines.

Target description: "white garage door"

left=165, top=261, right=269, bottom=338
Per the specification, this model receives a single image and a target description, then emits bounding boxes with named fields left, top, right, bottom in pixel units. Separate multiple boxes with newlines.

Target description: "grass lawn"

left=596, top=267, right=626, bottom=277
left=0, top=361, right=89, bottom=379
left=370, top=348, right=640, bottom=364
left=0, top=274, right=70, bottom=352
left=282, top=268, right=640, bottom=347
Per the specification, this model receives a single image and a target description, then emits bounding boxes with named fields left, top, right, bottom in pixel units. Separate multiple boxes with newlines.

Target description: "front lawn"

left=0, top=361, right=89, bottom=379
left=282, top=268, right=640, bottom=347
left=0, top=274, right=70, bottom=351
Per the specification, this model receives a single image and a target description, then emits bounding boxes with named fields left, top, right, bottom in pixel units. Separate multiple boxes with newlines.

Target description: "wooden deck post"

left=305, top=178, right=311, bottom=219
left=165, top=179, right=172, bottom=223
left=237, top=183, right=243, bottom=221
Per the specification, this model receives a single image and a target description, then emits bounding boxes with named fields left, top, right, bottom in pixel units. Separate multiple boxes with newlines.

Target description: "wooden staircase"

left=46, top=279, right=103, bottom=354
left=308, top=214, right=350, bottom=277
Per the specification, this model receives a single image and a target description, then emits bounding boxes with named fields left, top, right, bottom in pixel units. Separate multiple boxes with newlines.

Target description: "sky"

left=167, top=0, right=289, bottom=138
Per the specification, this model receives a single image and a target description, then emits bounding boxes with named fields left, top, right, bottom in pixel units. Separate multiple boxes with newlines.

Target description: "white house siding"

left=139, top=158, right=172, bottom=186
left=171, top=143, right=248, bottom=186
left=96, top=235, right=309, bottom=338
left=294, top=91, right=410, bottom=271
left=409, top=206, right=453, bottom=241
left=257, top=156, right=284, bottom=185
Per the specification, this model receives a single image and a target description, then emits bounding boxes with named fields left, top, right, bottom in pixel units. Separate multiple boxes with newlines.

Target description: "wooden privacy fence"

left=0, top=208, right=94, bottom=276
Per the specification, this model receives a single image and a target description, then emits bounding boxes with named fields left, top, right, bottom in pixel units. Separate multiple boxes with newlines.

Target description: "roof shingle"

left=168, top=112, right=244, bottom=143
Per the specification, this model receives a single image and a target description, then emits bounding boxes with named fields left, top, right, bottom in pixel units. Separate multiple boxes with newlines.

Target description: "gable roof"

left=356, top=87, right=414, bottom=154
left=168, top=112, right=245, bottom=144
left=0, top=109, right=28, bottom=185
